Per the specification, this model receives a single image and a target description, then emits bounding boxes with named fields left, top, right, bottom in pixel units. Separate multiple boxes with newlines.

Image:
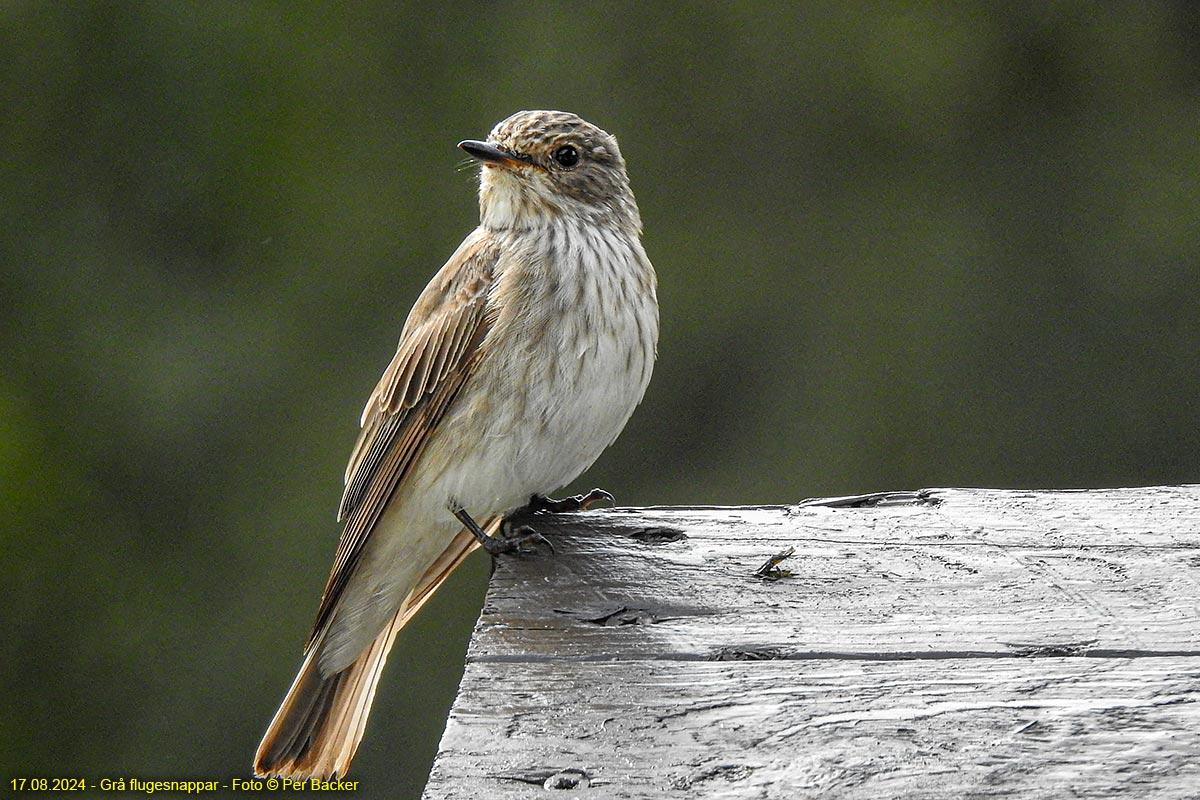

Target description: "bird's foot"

left=526, top=487, right=615, bottom=514
left=484, top=524, right=555, bottom=557
left=454, top=506, right=554, bottom=558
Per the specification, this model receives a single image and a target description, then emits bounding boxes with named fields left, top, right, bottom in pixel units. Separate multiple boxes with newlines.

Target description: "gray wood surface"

left=423, top=486, right=1200, bottom=798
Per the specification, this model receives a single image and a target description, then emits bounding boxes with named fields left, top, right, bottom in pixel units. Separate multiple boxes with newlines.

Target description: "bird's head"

left=459, top=110, right=641, bottom=234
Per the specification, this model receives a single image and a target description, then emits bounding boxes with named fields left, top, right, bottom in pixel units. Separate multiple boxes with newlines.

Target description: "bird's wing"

left=307, top=229, right=499, bottom=648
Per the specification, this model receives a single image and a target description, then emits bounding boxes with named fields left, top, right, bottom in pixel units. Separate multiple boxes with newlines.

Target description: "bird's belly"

left=422, top=304, right=652, bottom=516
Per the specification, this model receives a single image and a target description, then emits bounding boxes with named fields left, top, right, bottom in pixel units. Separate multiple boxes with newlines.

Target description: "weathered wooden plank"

left=428, top=658, right=1200, bottom=799
left=424, top=486, right=1200, bottom=798
left=473, top=487, right=1200, bottom=660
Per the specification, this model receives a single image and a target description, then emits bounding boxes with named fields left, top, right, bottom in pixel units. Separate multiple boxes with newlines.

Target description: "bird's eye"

left=552, top=145, right=579, bottom=168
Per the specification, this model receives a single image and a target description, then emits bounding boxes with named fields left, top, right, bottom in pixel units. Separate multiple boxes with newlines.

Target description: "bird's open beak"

left=458, top=140, right=529, bottom=169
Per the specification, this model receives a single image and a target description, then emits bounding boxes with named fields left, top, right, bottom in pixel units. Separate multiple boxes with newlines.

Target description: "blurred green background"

left=4, top=1, right=1199, bottom=797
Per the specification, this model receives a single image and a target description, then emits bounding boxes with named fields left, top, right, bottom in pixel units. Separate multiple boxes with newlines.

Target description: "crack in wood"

left=626, top=526, right=688, bottom=544
left=1003, top=640, right=1100, bottom=657
left=575, top=605, right=660, bottom=626
left=470, top=647, right=1200, bottom=664
left=709, top=646, right=789, bottom=661
left=797, top=490, right=944, bottom=508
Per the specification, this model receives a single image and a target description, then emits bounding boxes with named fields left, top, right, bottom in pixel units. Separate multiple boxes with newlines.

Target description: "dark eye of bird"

left=552, top=145, right=579, bottom=168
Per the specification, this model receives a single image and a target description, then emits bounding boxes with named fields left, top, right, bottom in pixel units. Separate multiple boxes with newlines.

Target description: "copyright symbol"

left=266, top=778, right=279, bottom=790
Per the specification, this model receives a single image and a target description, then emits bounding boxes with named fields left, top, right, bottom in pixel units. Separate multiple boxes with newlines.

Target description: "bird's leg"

left=469, top=490, right=611, bottom=559
left=454, top=507, right=552, bottom=557
left=526, top=487, right=615, bottom=514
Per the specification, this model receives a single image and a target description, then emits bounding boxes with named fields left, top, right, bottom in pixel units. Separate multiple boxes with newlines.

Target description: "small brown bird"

left=254, top=110, right=658, bottom=779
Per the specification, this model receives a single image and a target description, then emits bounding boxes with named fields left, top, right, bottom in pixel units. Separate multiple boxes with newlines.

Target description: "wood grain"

left=423, top=486, right=1200, bottom=798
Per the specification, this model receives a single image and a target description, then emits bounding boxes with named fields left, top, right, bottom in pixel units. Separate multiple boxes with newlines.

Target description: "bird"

left=253, top=110, right=659, bottom=779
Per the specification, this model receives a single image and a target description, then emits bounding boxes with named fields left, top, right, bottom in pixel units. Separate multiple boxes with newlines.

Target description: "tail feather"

left=253, top=609, right=401, bottom=778
left=254, top=521, right=495, bottom=779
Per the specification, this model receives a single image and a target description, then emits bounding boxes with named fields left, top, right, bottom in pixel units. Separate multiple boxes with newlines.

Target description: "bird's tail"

left=254, top=522, right=493, bottom=779
left=253, top=608, right=401, bottom=779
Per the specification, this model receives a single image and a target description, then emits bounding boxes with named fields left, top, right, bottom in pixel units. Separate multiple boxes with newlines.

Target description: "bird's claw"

left=528, top=487, right=615, bottom=514
left=483, top=524, right=555, bottom=557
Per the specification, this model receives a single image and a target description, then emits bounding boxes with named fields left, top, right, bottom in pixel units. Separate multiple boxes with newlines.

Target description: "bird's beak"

left=458, top=139, right=529, bottom=169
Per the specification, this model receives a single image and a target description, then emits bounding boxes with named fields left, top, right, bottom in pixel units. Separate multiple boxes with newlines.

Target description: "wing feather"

left=313, top=229, right=499, bottom=649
